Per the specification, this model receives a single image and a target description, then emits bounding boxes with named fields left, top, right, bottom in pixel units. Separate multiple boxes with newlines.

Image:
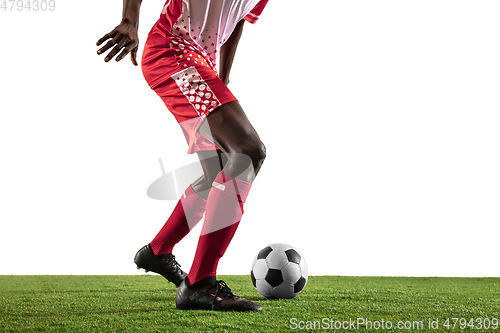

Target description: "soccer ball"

left=250, top=243, right=308, bottom=299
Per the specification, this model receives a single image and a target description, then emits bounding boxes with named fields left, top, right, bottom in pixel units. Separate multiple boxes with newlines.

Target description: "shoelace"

left=165, top=255, right=182, bottom=272
left=212, top=280, right=235, bottom=310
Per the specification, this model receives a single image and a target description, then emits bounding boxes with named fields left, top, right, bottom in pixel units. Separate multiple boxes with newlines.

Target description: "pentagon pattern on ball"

left=257, top=246, right=273, bottom=259
left=294, top=277, right=307, bottom=293
left=285, top=249, right=301, bottom=264
left=250, top=243, right=308, bottom=299
left=265, top=269, right=283, bottom=288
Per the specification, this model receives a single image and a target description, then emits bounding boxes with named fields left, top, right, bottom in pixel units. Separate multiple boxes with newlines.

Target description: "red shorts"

left=141, top=20, right=237, bottom=154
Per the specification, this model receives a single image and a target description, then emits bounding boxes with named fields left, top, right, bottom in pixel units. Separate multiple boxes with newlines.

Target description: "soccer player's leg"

left=197, top=100, right=266, bottom=183
left=190, top=150, right=228, bottom=200
left=175, top=100, right=265, bottom=311
left=134, top=150, right=226, bottom=286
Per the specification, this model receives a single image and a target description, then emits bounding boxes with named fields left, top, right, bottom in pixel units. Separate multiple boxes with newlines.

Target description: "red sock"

left=187, top=173, right=252, bottom=285
left=150, top=185, right=207, bottom=255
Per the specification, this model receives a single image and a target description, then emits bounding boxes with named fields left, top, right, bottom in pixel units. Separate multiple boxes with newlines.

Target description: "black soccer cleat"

left=134, top=244, right=187, bottom=287
left=175, top=279, right=263, bottom=311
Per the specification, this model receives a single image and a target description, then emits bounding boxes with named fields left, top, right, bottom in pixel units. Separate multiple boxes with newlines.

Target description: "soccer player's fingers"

left=115, top=39, right=138, bottom=64
left=96, top=29, right=118, bottom=52
left=96, top=33, right=111, bottom=46
left=115, top=47, right=132, bottom=63
left=114, top=38, right=136, bottom=61
left=102, top=35, right=130, bottom=61
left=105, top=45, right=126, bottom=62
left=130, top=47, right=139, bottom=66
left=97, top=40, right=117, bottom=58
left=97, top=30, right=128, bottom=57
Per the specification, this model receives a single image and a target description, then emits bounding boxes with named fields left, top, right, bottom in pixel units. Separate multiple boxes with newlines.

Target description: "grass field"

left=0, top=275, right=499, bottom=332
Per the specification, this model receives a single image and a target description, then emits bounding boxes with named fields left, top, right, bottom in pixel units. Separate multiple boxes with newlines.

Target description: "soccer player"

left=97, top=0, right=269, bottom=311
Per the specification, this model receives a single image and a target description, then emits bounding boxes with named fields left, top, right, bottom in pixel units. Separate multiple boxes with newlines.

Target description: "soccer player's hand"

left=96, top=21, right=139, bottom=66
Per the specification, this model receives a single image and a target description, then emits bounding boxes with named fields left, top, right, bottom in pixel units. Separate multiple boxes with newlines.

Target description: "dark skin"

left=218, top=19, right=245, bottom=85
left=96, top=0, right=141, bottom=65
left=97, top=0, right=266, bottom=198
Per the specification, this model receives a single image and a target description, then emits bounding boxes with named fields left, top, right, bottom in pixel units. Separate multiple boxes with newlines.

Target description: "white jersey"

left=160, top=0, right=269, bottom=67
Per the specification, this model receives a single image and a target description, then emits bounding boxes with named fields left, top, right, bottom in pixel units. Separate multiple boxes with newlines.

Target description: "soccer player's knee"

left=252, top=141, right=266, bottom=167
left=225, top=139, right=266, bottom=178
left=240, top=140, right=266, bottom=170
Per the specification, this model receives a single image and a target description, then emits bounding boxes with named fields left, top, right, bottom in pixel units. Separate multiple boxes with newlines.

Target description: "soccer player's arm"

left=96, top=0, right=143, bottom=66
left=219, top=19, right=245, bottom=86
left=219, top=0, right=269, bottom=85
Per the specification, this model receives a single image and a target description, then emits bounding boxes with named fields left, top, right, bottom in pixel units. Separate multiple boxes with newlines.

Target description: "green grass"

left=0, top=275, right=499, bottom=332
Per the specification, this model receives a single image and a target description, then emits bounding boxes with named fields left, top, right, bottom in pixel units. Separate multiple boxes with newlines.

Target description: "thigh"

left=142, top=30, right=238, bottom=154
left=197, top=100, right=262, bottom=154
left=197, top=100, right=265, bottom=182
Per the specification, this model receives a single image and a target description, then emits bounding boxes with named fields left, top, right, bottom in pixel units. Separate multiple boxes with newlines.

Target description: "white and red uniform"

left=141, top=0, right=269, bottom=154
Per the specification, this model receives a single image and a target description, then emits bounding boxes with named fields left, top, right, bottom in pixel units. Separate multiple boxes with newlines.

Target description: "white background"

left=0, top=0, right=499, bottom=277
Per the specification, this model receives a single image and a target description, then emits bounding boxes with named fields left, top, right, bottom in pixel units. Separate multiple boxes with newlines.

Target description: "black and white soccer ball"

left=250, top=243, right=308, bottom=299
